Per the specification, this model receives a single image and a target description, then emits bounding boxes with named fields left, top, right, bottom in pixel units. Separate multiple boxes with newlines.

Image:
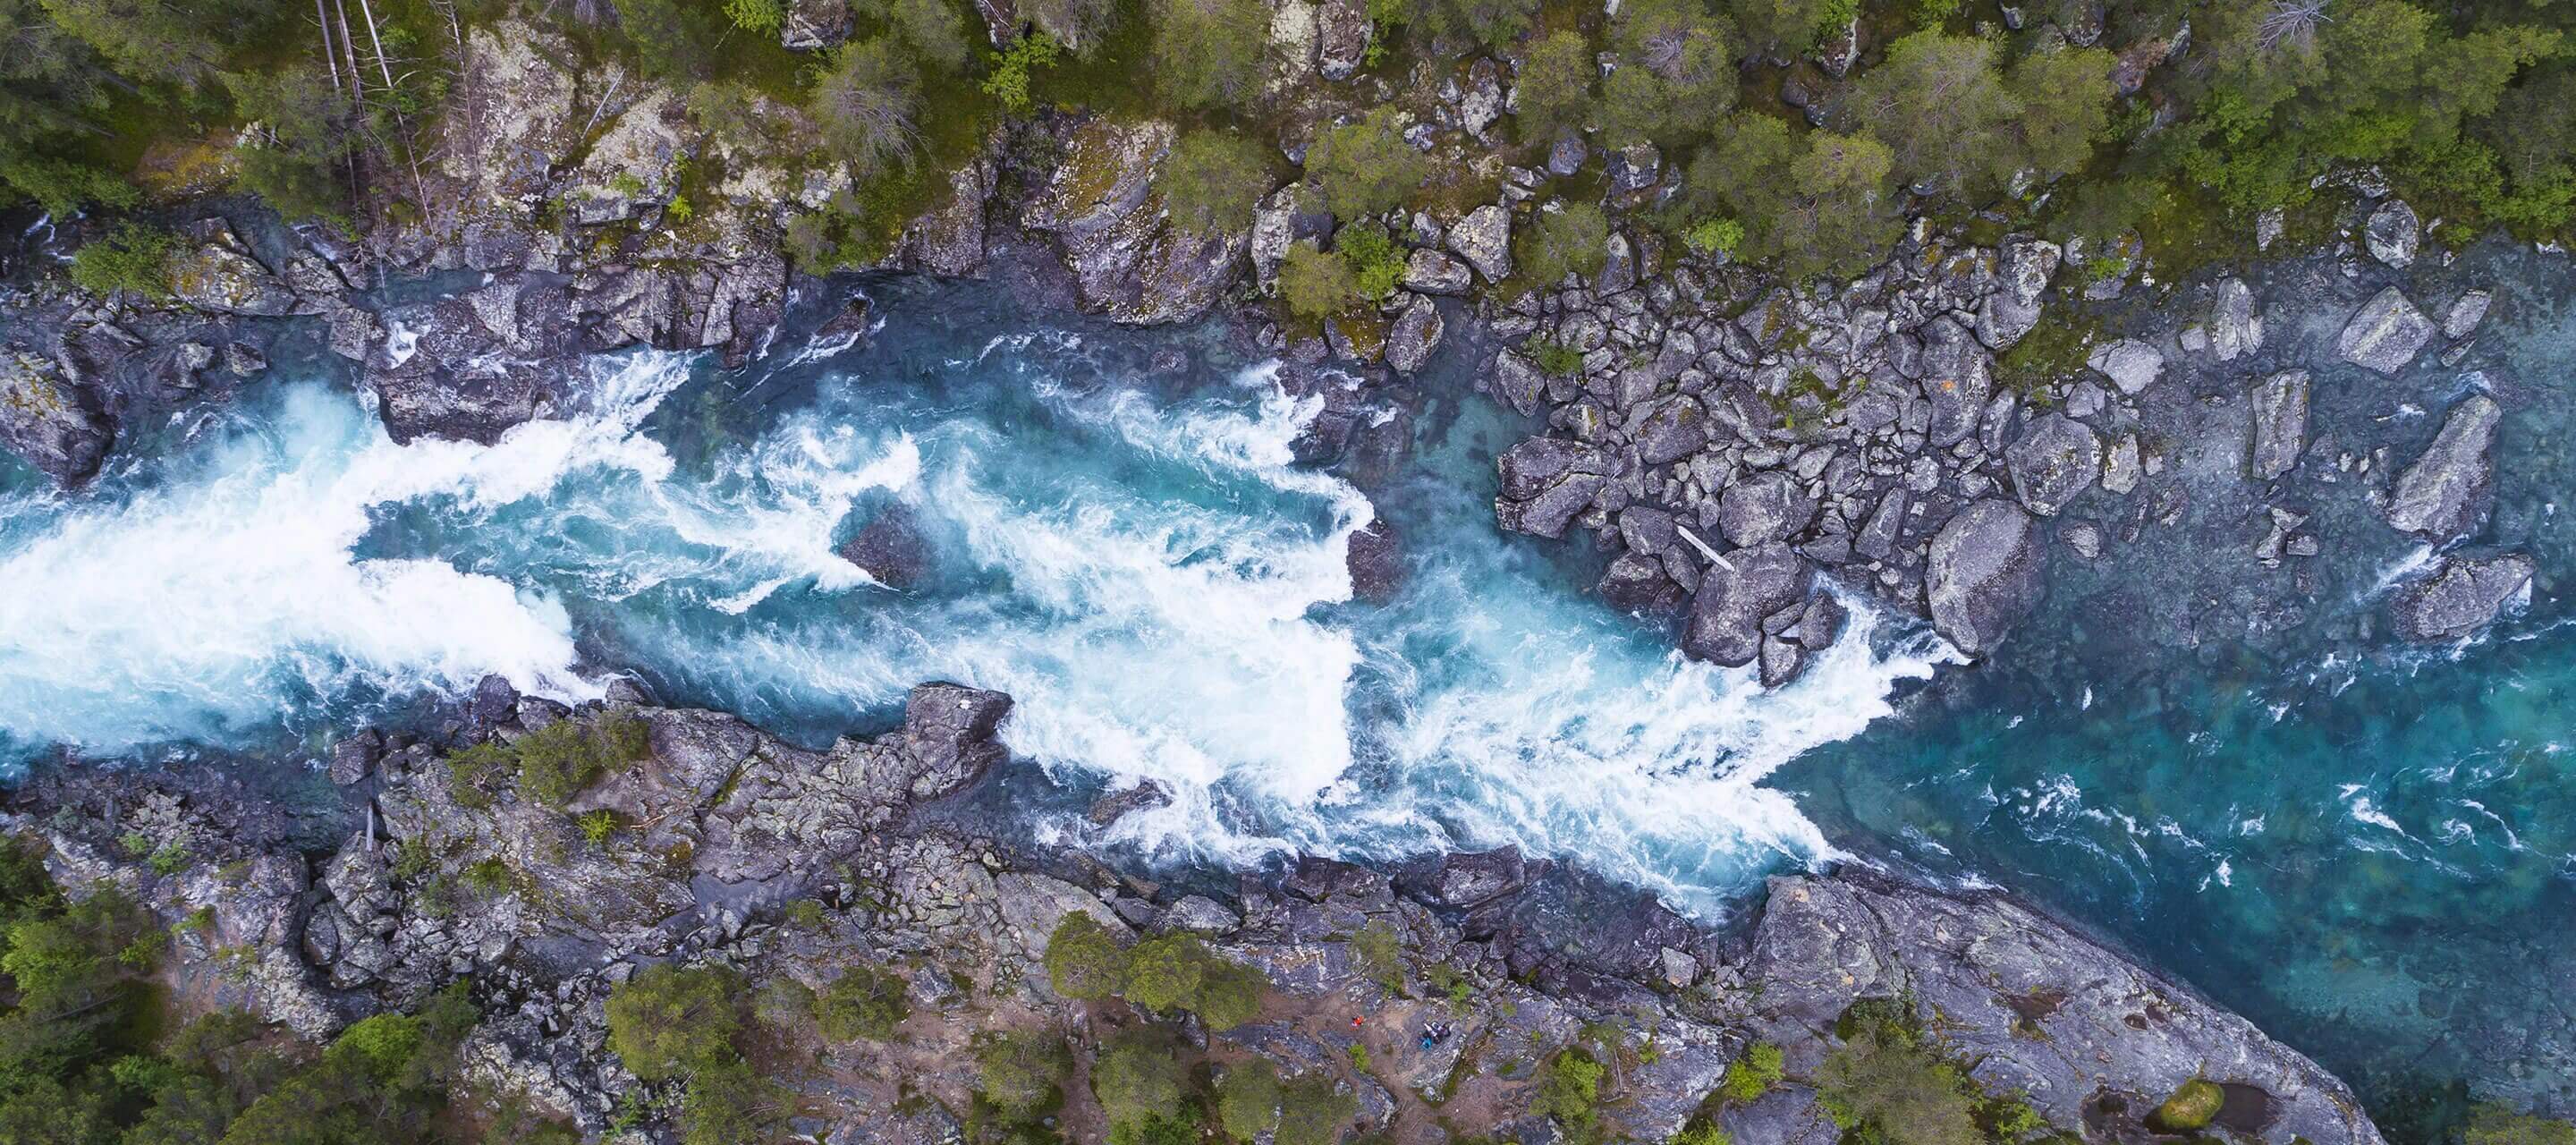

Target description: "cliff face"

left=5, top=681, right=2382, bottom=1144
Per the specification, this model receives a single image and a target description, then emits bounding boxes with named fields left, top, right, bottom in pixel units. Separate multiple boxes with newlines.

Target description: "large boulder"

left=1926, top=499, right=2046, bottom=656
left=1495, top=437, right=1610, bottom=539
left=2385, top=394, right=2501, bottom=540
left=898, top=683, right=1014, bottom=799
left=2365, top=199, right=2419, bottom=268
left=1681, top=544, right=1812, bottom=667
left=2085, top=338, right=2163, bottom=395
left=1918, top=317, right=1995, bottom=448
left=0, top=348, right=112, bottom=483
left=1445, top=205, right=1512, bottom=284
left=1385, top=296, right=1444, bottom=374
left=1021, top=119, right=1246, bottom=324
left=2208, top=277, right=2263, bottom=361
left=1716, top=471, right=1816, bottom=547
left=168, top=242, right=300, bottom=317
left=1635, top=396, right=1708, bottom=465
left=2248, top=369, right=2311, bottom=480
left=1745, top=875, right=2388, bottom=1145
left=2337, top=286, right=2436, bottom=376
left=2393, top=552, right=2533, bottom=641
left=1974, top=238, right=2058, bottom=350
left=2004, top=413, right=2102, bottom=517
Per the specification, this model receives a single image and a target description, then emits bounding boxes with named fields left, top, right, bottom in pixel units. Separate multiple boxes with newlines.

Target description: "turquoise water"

left=2, top=250, right=2572, bottom=1125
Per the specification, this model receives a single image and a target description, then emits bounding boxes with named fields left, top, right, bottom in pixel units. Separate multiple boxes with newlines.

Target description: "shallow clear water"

left=4, top=248, right=2572, bottom=1124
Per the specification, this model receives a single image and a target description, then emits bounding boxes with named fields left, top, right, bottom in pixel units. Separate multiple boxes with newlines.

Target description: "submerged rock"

left=2443, top=290, right=2492, bottom=340
left=1927, top=498, right=2045, bottom=656
left=837, top=503, right=931, bottom=589
left=2385, top=394, right=2501, bottom=540
left=2393, top=552, right=2533, bottom=641
left=2337, top=286, right=2435, bottom=376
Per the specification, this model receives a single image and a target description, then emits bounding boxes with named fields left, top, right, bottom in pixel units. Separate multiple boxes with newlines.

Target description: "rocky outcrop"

left=2385, top=394, right=2501, bottom=540
left=1928, top=498, right=2046, bottom=656
left=2392, top=552, right=2533, bottom=641
left=1741, top=874, right=2386, bottom=1145
left=2337, top=287, right=2435, bottom=376
left=0, top=346, right=112, bottom=483
left=1681, top=542, right=1812, bottom=667
left=1020, top=119, right=1250, bottom=325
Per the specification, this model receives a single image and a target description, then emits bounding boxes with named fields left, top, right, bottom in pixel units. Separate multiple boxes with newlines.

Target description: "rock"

left=1606, top=143, right=1661, bottom=193
left=2208, top=278, right=2263, bottom=362
left=2393, top=553, right=2535, bottom=641
left=1445, top=205, right=1512, bottom=284
left=2365, top=199, right=2419, bottom=267
left=168, top=243, right=299, bottom=317
left=1794, top=592, right=1845, bottom=651
left=2063, top=521, right=2102, bottom=559
left=1919, top=318, right=1995, bottom=448
left=2085, top=338, right=2163, bottom=395
left=1635, top=396, right=1708, bottom=466
left=1927, top=499, right=2046, bottom=655
left=1458, top=58, right=1504, bottom=140
left=2444, top=290, right=2492, bottom=340
left=327, top=732, right=383, bottom=787
left=1717, top=471, right=1816, bottom=547
left=0, top=348, right=112, bottom=483
left=1745, top=874, right=2388, bottom=1145
left=781, top=0, right=850, bottom=47
left=2247, top=369, right=2310, bottom=480
left=899, top=156, right=993, bottom=277
left=996, top=872, right=1131, bottom=963
left=1975, top=239, right=2059, bottom=350
left=1546, top=132, right=1587, bottom=176
left=1346, top=517, right=1404, bottom=602
left=898, top=683, right=1013, bottom=799
left=2337, top=286, right=2436, bottom=375
left=2255, top=207, right=2285, bottom=252
left=2101, top=433, right=2141, bottom=496
left=1086, top=777, right=1174, bottom=827
left=1490, top=351, right=1545, bottom=418
left=1316, top=0, right=1369, bottom=79
left=837, top=503, right=931, bottom=589
left=1682, top=544, right=1813, bottom=667
left=1416, top=847, right=1526, bottom=910
left=2004, top=413, right=2102, bottom=517
left=1496, top=437, right=1609, bottom=539
left=1385, top=296, right=1444, bottom=374
left=1402, top=249, right=1473, bottom=295
left=1161, top=895, right=1243, bottom=935
left=2384, top=394, right=2501, bottom=541
left=566, top=90, right=686, bottom=224
left=1021, top=120, right=1244, bottom=325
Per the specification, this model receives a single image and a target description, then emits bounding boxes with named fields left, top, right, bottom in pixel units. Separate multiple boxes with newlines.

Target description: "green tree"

left=1516, top=202, right=1610, bottom=287
left=1043, top=912, right=1127, bottom=1000
left=816, top=964, right=911, bottom=1042
left=613, top=0, right=723, bottom=80
left=1513, top=31, right=1594, bottom=144
left=1765, top=131, right=1899, bottom=279
left=1530, top=1048, right=1605, bottom=1133
left=863, top=0, right=974, bottom=70
left=1306, top=106, right=1429, bottom=222
left=724, top=0, right=784, bottom=33
left=1121, top=934, right=1210, bottom=1014
left=1090, top=1030, right=1186, bottom=1132
left=1600, top=0, right=1738, bottom=148
left=604, top=964, right=741, bottom=1081
left=811, top=38, right=922, bottom=176
left=2004, top=45, right=2115, bottom=185
left=68, top=222, right=175, bottom=299
left=1377, top=0, right=1538, bottom=48
left=1216, top=1058, right=1282, bottom=1141
left=975, top=1030, right=1074, bottom=1122
left=1814, top=1025, right=1980, bottom=1145
left=225, top=63, right=362, bottom=225
left=680, top=1053, right=787, bottom=1145
left=1153, top=0, right=1273, bottom=111
left=1719, top=1041, right=1783, bottom=1102
left=38, top=0, right=258, bottom=87
left=1273, top=1073, right=1357, bottom=1145
left=1279, top=241, right=1359, bottom=318
left=1845, top=30, right=2019, bottom=197
left=1728, top=0, right=1843, bottom=56
left=1160, top=131, right=1274, bottom=233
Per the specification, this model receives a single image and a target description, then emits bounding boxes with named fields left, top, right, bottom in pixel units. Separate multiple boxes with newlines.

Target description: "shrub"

left=1275, top=1073, right=1359, bottom=1145
left=1673, top=1123, right=1734, bottom=1145
left=605, top=964, right=741, bottom=1081
left=816, top=964, right=911, bottom=1041
left=1682, top=216, right=1744, bottom=258
left=1515, top=203, right=1611, bottom=287
left=812, top=38, right=922, bottom=176
left=1151, top=0, right=1272, bottom=111
left=1216, top=1058, right=1282, bottom=1141
left=864, top=0, right=973, bottom=70
left=2146, top=1078, right=2224, bottom=1133
left=1815, top=1023, right=1979, bottom=1145
left=1531, top=1048, right=1606, bottom=1133
left=1091, top=1030, right=1186, bottom=1132
left=1336, top=225, right=1407, bottom=301
left=681, top=1053, right=786, bottom=1145
left=1719, top=1041, right=1784, bottom=1103
left=723, top=0, right=784, bottom=33
left=1307, top=106, right=1430, bottom=222
left=1043, top=912, right=1127, bottom=1000
left=445, top=742, right=514, bottom=810
left=1161, top=131, right=1275, bottom=233
left=982, top=30, right=1062, bottom=112
left=68, top=223, right=176, bottom=300
left=1279, top=242, right=1360, bottom=318
left=462, top=858, right=512, bottom=896
left=1527, top=339, right=1584, bottom=375
left=976, top=1030, right=1075, bottom=1122
left=1352, top=919, right=1403, bottom=991
left=514, top=720, right=608, bottom=808
left=579, top=810, right=620, bottom=847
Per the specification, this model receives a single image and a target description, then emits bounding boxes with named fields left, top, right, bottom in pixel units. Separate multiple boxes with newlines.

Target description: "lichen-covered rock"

left=2385, top=394, right=2501, bottom=540
left=1495, top=436, right=1609, bottom=539
left=1022, top=119, right=1247, bottom=324
left=2004, top=413, right=2101, bottom=517
left=1717, top=471, right=1815, bottom=547
left=1385, top=295, right=1444, bottom=374
left=0, top=348, right=111, bottom=482
left=782, top=0, right=852, bottom=48
left=2393, top=552, right=2533, bottom=641
left=168, top=243, right=298, bottom=317
left=2248, top=369, right=2311, bottom=480
left=565, top=89, right=687, bottom=225
left=2337, top=286, right=2435, bottom=376
left=1927, top=498, right=2045, bottom=655
left=1315, top=0, right=1369, bottom=79
left=1974, top=238, right=2058, bottom=350
left=1445, top=205, right=1512, bottom=284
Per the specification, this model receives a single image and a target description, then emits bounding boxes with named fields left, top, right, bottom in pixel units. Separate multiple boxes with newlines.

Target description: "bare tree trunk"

left=317, top=0, right=345, bottom=93
left=355, top=0, right=400, bottom=94
left=333, top=0, right=367, bottom=99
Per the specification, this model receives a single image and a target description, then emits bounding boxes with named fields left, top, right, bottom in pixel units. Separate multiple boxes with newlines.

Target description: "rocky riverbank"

left=4, top=679, right=2385, bottom=1144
